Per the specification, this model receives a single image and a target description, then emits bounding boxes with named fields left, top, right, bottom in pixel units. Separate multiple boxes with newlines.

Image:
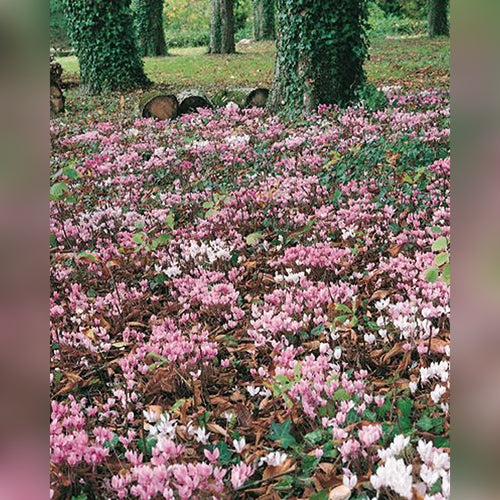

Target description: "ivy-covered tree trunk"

left=253, top=0, right=275, bottom=41
left=210, top=0, right=222, bottom=53
left=131, top=0, right=167, bottom=57
left=428, top=0, right=449, bottom=38
left=63, top=0, right=150, bottom=94
left=210, top=0, right=235, bottom=54
left=267, top=0, right=368, bottom=117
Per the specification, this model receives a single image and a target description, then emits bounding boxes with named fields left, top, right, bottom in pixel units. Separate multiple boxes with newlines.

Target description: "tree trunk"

left=253, top=0, right=275, bottom=41
left=428, top=0, right=449, bottom=38
left=267, top=0, right=368, bottom=117
left=63, top=0, right=150, bottom=94
left=210, top=0, right=235, bottom=54
left=132, top=0, right=168, bottom=57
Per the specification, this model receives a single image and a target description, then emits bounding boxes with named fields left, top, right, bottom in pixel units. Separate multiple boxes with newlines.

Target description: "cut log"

left=141, top=94, right=179, bottom=120
left=177, top=91, right=212, bottom=115
left=50, top=52, right=63, bottom=88
left=245, top=87, right=269, bottom=108
left=212, top=87, right=269, bottom=109
left=50, top=83, right=65, bottom=116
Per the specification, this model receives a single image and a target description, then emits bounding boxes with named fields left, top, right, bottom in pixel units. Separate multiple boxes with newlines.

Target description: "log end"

left=178, top=95, right=212, bottom=116
left=50, top=83, right=65, bottom=116
left=245, top=87, right=269, bottom=108
left=141, top=94, right=179, bottom=120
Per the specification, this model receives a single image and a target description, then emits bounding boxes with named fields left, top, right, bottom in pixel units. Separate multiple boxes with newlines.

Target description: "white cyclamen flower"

left=263, top=451, right=288, bottom=467
left=233, top=437, right=246, bottom=454
left=370, top=457, right=413, bottom=499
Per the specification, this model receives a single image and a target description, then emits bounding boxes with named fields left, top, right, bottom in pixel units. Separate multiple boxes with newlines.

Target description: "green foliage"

left=63, top=0, right=150, bottom=94
left=375, top=0, right=427, bottom=19
left=253, top=0, right=275, bottom=40
left=428, top=0, right=449, bottom=38
left=164, top=0, right=251, bottom=48
left=268, top=419, right=297, bottom=449
left=425, top=231, right=450, bottom=285
left=131, top=0, right=167, bottom=57
left=269, top=0, right=369, bottom=117
left=367, top=1, right=425, bottom=37
left=355, top=82, right=389, bottom=111
left=50, top=0, right=71, bottom=49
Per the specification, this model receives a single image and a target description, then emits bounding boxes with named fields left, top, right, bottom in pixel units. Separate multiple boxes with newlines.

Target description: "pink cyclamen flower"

left=230, top=462, right=255, bottom=489
left=358, top=424, right=383, bottom=448
left=204, top=448, right=220, bottom=463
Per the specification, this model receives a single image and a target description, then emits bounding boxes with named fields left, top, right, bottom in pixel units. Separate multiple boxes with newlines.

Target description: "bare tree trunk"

left=210, top=0, right=222, bottom=53
left=253, top=0, right=275, bottom=41
left=428, top=0, right=449, bottom=38
left=210, top=0, right=235, bottom=54
left=131, top=0, right=167, bottom=57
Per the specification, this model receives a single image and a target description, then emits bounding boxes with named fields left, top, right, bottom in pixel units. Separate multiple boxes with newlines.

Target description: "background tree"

left=210, top=0, right=235, bottom=54
left=268, top=0, right=368, bottom=117
left=253, top=0, right=275, bottom=40
left=428, top=0, right=449, bottom=38
left=63, top=0, right=150, bottom=94
left=131, top=0, right=168, bottom=56
left=50, top=0, right=70, bottom=50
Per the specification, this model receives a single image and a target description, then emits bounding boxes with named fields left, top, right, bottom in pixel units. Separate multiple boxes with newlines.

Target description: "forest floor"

left=51, top=36, right=450, bottom=500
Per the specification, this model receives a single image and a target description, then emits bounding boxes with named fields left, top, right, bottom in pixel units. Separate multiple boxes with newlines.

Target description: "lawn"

left=58, top=37, right=449, bottom=93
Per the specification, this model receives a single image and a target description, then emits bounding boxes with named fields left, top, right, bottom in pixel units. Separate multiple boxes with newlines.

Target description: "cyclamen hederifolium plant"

left=50, top=89, right=450, bottom=499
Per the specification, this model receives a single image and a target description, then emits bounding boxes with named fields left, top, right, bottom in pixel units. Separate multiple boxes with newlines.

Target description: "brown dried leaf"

left=388, top=244, right=403, bottom=257
left=236, top=402, right=252, bottom=426
left=262, top=458, right=295, bottom=480
left=206, top=422, right=228, bottom=437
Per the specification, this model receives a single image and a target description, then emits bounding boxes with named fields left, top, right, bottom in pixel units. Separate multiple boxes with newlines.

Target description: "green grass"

left=59, top=36, right=449, bottom=93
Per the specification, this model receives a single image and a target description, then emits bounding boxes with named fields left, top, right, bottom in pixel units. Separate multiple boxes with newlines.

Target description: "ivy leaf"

left=215, top=441, right=233, bottom=464
left=137, top=436, right=157, bottom=456
left=397, top=397, right=414, bottom=418
left=269, top=420, right=296, bottom=449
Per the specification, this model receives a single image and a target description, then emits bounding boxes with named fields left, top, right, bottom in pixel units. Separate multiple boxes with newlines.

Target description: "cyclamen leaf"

left=50, top=182, right=68, bottom=201
left=432, top=236, right=448, bottom=252
left=417, top=415, right=435, bottom=431
left=166, top=213, right=175, bottom=230
left=442, top=263, right=450, bottom=284
left=425, top=267, right=439, bottom=283
left=246, top=231, right=262, bottom=246
left=434, top=252, right=449, bottom=267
